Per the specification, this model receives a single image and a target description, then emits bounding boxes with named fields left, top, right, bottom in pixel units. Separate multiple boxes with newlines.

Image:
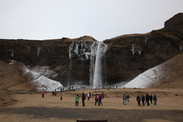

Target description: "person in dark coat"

left=82, top=92, right=86, bottom=106
left=142, top=95, right=145, bottom=106
left=42, top=89, right=45, bottom=98
left=136, top=95, right=141, bottom=106
left=154, top=94, right=157, bottom=106
left=145, top=93, right=150, bottom=106
left=150, top=95, right=153, bottom=104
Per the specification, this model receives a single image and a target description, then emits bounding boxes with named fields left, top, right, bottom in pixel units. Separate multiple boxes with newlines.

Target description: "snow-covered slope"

left=124, top=62, right=169, bottom=88
left=23, top=67, right=63, bottom=91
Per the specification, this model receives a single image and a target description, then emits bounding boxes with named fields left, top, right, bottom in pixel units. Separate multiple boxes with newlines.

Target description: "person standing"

left=145, top=93, right=150, bottom=106
left=99, top=94, right=103, bottom=106
left=142, top=95, right=145, bottom=106
left=75, top=94, right=79, bottom=107
left=52, top=91, right=54, bottom=96
left=60, top=92, right=63, bottom=101
left=95, top=94, right=99, bottom=106
left=42, top=89, right=45, bottom=98
left=54, top=89, right=57, bottom=96
left=154, top=94, right=157, bottom=106
left=150, top=95, right=153, bottom=104
left=126, top=94, right=130, bottom=102
left=101, top=92, right=104, bottom=98
left=82, top=92, right=86, bottom=106
left=123, top=94, right=127, bottom=105
left=136, top=95, right=141, bottom=106
left=88, top=92, right=91, bottom=100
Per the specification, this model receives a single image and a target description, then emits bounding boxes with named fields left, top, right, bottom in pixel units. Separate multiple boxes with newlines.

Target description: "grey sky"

left=0, top=0, right=183, bottom=41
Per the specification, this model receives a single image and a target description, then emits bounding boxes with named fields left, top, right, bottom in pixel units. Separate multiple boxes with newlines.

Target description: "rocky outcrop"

left=0, top=36, right=96, bottom=86
left=165, top=13, right=183, bottom=29
left=104, top=13, right=183, bottom=84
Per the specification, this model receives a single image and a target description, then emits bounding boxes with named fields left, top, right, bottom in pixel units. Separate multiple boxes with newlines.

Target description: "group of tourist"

left=122, top=94, right=130, bottom=105
left=41, top=89, right=157, bottom=107
left=75, top=92, right=104, bottom=107
left=136, top=93, right=157, bottom=106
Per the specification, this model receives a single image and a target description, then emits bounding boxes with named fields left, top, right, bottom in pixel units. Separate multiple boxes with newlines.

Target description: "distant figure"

left=145, top=93, right=150, bottom=106
left=42, top=89, right=45, bottom=98
left=126, top=94, right=130, bottom=102
left=101, top=92, right=104, bottom=98
left=88, top=92, right=91, bottom=100
left=52, top=91, right=54, bottom=96
left=180, top=44, right=182, bottom=54
left=95, top=94, right=99, bottom=106
left=54, top=89, right=57, bottom=96
left=75, top=94, right=79, bottom=106
left=60, top=92, right=63, bottom=101
left=150, top=95, right=153, bottom=104
left=142, top=95, right=145, bottom=106
left=99, top=94, right=103, bottom=106
left=136, top=95, right=141, bottom=106
left=82, top=92, right=86, bottom=106
left=154, top=94, right=157, bottom=106
left=123, top=94, right=127, bottom=105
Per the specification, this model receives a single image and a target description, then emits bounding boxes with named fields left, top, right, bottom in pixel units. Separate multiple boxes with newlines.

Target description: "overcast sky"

left=0, top=0, right=183, bottom=41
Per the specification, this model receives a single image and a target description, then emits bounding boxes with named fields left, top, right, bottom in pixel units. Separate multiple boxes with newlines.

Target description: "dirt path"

left=1, top=88, right=183, bottom=122
left=1, top=107, right=183, bottom=122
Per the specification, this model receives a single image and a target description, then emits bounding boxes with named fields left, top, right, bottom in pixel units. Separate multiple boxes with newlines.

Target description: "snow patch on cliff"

left=23, top=67, right=63, bottom=91
left=124, top=63, right=168, bottom=88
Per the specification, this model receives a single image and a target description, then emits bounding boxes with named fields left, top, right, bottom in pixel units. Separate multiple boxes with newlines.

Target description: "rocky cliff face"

left=104, top=13, right=183, bottom=84
left=0, top=13, right=183, bottom=87
left=0, top=36, right=96, bottom=86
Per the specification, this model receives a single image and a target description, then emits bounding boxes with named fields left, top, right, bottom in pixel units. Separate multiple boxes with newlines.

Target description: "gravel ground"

left=1, top=107, right=183, bottom=122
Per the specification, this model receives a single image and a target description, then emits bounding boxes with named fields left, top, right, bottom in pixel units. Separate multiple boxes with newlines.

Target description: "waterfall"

left=68, top=41, right=107, bottom=88
left=90, top=41, right=108, bottom=89
left=11, top=49, right=14, bottom=58
left=90, top=42, right=97, bottom=86
left=37, top=47, right=42, bottom=58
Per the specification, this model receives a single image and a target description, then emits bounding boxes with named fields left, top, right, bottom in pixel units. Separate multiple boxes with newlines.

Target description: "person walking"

left=95, top=94, right=99, bottom=106
left=99, top=94, right=103, bottom=106
left=145, top=93, right=150, bottom=106
left=101, top=92, right=104, bottom=98
left=150, top=95, right=153, bottom=104
left=60, top=92, right=63, bottom=101
left=154, top=94, right=157, bottom=106
left=54, top=89, right=57, bottom=96
left=42, top=89, right=45, bottom=98
left=88, top=92, right=91, bottom=100
left=142, top=95, right=145, bottom=106
left=123, top=94, right=127, bottom=105
left=52, top=91, right=54, bottom=96
left=136, top=95, right=141, bottom=106
left=82, top=92, right=86, bottom=106
left=126, top=94, right=130, bottom=102
left=75, top=94, right=79, bottom=107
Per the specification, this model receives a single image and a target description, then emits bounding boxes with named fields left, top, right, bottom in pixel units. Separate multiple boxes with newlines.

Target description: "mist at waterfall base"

left=67, top=41, right=108, bottom=89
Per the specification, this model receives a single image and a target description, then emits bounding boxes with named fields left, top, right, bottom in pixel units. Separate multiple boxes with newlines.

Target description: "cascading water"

left=37, top=47, right=42, bottom=58
left=68, top=41, right=107, bottom=89
left=11, top=49, right=14, bottom=58
left=90, top=41, right=108, bottom=89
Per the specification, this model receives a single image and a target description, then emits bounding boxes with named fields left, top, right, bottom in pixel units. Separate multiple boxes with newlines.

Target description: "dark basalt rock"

left=0, top=13, right=183, bottom=86
left=0, top=36, right=96, bottom=86
left=104, top=13, right=183, bottom=84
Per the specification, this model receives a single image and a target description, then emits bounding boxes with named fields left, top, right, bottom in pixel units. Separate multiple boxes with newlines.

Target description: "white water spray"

left=37, top=47, right=42, bottom=58
left=91, top=41, right=108, bottom=89
left=11, top=49, right=14, bottom=58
